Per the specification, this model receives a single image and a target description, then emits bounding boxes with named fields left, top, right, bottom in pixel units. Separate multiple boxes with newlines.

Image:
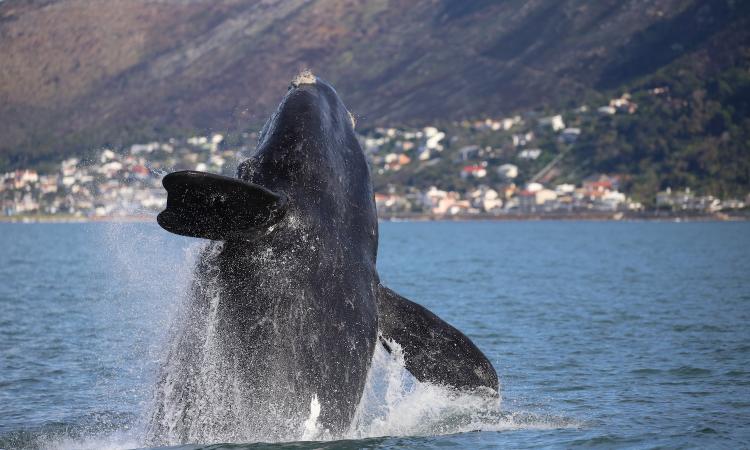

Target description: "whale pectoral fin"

left=377, top=285, right=499, bottom=394
left=157, top=170, right=286, bottom=241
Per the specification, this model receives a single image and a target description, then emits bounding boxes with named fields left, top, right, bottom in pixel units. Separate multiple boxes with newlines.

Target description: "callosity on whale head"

left=150, top=71, right=497, bottom=445
left=158, top=73, right=376, bottom=251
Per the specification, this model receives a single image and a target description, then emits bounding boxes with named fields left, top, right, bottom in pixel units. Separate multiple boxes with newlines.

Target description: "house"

left=657, top=188, right=674, bottom=207
left=525, top=182, right=544, bottom=193
left=423, top=186, right=448, bottom=209
left=96, top=161, right=122, bottom=177
left=100, top=149, right=117, bottom=162
left=13, top=170, right=39, bottom=188
left=374, top=193, right=410, bottom=213
left=458, top=145, right=480, bottom=161
left=483, top=196, right=502, bottom=212
left=500, top=183, right=517, bottom=199
left=512, top=132, right=534, bottom=147
left=468, top=187, right=503, bottom=212
left=424, top=127, right=445, bottom=151
left=497, top=164, right=518, bottom=180
left=432, top=191, right=466, bottom=215
left=722, top=199, right=746, bottom=210
left=187, top=136, right=209, bottom=146
left=583, top=174, right=621, bottom=192
left=690, top=195, right=721, bottom=212
left=39, top=175, right=59, bottom=194
left=518, top=149, right=542, bottom=160
left=560, top=128, right=581, bottom=144
left=539, top=115, right=565, bottom=131
left=595, top=190, right=627, bottom=211
left=130, top=143, right=160, bottom=155
left=610, top=94, right=638, bottom=114
left=418, top=147, right=433, bottom=161
left=535, top=189, right=558, bottom=207
left=210, top=155, right=226, bottom=168
left=502, top=116, right=522, bottom=130
left=384, top=154, right=411, bottom=171
left=17, top=193, right=40, bottom=213
left=657, top=187, right=692, bottom=210
left=555, top=184, right=576, bottom=195
left=481, top=189, right=502, bottom=212
left=461, top=164, right=487, bottom=179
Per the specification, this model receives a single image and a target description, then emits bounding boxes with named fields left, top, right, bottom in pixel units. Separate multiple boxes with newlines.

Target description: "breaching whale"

left=149, top=72, right=498, bottom=443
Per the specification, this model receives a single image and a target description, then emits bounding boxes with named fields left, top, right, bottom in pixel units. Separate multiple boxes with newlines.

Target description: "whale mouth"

left=157, top=171, right=286, bottom=241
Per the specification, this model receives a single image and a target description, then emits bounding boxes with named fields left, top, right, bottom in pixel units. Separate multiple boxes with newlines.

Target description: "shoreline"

left=378, top=211, right=750, bottom=222
left=0, top=215, right=155, bottom=224
left=1, top=211, right=748, bottom=224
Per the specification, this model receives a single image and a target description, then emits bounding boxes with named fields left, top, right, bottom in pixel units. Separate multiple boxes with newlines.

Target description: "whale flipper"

left=157, top=170, right=286, bottom=241
left=377, top=285, right=499, bottom=394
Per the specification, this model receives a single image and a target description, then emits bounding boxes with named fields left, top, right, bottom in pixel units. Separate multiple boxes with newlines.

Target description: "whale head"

left=239, top=72, right=369, bottom=211
left=158, top=72, right=378, bottom=258
left=235, top=72, right=377, bottom=253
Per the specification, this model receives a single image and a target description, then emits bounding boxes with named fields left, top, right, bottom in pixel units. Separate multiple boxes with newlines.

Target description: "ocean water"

left=0, top=221, right=749, bottom=449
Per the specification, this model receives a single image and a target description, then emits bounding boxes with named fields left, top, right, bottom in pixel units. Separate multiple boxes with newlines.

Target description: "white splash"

left=35, top=433, right=140, bottom=450
left=300, top=395, right=322, bottom=440
left=349, top=342, right=573, bottom=437
left=350, top=340, right=497, bottom=438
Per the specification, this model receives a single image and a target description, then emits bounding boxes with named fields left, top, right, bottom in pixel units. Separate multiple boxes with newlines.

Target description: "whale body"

left=148, top=73, right=498, bottom=443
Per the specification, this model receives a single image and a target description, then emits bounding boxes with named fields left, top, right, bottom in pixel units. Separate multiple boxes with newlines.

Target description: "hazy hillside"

left=0, top=0, right=748, bottom=175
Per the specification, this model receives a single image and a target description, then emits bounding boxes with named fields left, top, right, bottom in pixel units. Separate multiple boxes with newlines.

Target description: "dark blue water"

left=1, top=221, right=749, bottom=449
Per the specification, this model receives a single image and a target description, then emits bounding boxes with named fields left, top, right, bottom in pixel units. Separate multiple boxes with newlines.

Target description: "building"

left=560, top=128, right=581, bottom=143
left=539, top=115, right=565, bottom=131
left=497, top=164, right=518, bottom=180
left=461, top=164, right=487, bottom=179
left=518, top=149, right=542, bottom=160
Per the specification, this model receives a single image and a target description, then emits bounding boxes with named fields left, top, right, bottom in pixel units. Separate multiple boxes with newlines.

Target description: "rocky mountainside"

left=0, top=0, right=748, bottom=169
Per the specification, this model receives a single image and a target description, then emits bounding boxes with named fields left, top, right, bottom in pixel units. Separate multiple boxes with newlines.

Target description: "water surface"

left=1, top=221, right=748, bottom=448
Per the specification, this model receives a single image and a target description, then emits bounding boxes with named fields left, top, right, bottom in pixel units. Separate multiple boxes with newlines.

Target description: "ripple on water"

left=667, top=366, right=713, bottom=378
left=629, top=368, right=663, bottom=376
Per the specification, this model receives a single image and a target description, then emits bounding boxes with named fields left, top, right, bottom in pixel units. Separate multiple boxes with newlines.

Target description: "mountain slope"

left=0, top=0, right=748, bottom=170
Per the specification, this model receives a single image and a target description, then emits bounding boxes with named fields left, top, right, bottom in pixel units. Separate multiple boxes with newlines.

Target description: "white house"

left=535, top=189, right=558, bottom=206
left=525, top=182, right=544, bottom=193
left=497, top=164, right=519, bottom=179
left=555, top=183, right=576, bottom=195
left=519, top=148, right=542, bottom=160
left=539, top=115, right=565, bottom=131
left=561, top=128, right=581, bottom=143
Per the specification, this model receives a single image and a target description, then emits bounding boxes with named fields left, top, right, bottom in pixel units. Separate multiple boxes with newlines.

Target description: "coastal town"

left=2, top=92, right=748, bottom=221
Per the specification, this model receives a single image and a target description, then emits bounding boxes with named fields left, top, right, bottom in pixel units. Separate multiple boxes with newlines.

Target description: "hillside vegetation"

left=0, top=0, right=748, bottom=195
